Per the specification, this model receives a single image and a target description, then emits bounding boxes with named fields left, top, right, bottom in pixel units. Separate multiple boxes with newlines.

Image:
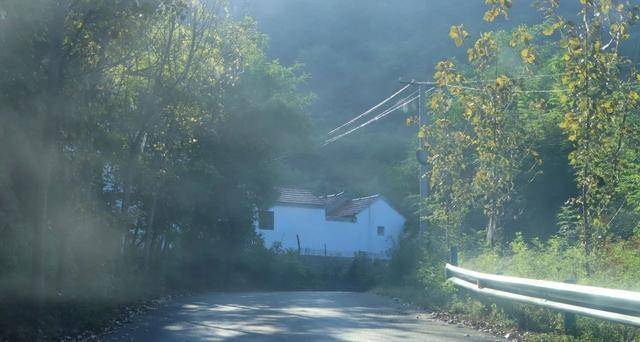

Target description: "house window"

left=377, top=226, right=385, bottom=236
left=258, top=210, right=274, bottom=230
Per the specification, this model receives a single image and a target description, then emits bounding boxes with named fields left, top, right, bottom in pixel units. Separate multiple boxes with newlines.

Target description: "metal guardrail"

left=445, top=263, right=640, bottom=329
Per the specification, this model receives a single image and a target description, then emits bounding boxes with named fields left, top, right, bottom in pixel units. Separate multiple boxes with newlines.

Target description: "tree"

left=428, top=24, right=541, bottom=247
left=0, top=1, right=312, bottom=337
left=535, top=0, right=640, bottom=272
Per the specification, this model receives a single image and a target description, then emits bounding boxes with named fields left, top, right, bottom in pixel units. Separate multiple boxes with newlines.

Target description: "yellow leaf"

left=484, top=7, right=499, bottom=22
left=542, top=25, right=555, bottom=36
left=418, top=127, right=427, bottom=139
left=495, top=75, right=509, bottom=87
left=464, top=105, right=474, bottom=118
left=430, top=96, right=439, bottom=110
left=520, top=48, right=536, bottom=64
left=611, top=23, right=620, bottom=33
left=467, top=48, right=476, bottom=62
left=449, top=25, right=468, bottom=47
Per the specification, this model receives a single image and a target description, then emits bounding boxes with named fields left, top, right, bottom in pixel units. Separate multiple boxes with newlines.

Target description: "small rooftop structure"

left=327, top=195, right=380, bottom=218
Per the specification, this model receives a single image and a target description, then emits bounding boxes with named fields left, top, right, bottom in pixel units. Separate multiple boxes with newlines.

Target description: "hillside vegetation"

left=380, top=1, right=640, bottom=341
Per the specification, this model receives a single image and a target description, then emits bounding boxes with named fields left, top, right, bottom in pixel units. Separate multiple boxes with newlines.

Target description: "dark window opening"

left=258, top=210, right=274, bottom=230
left=377, top=226, right=385, bottom=236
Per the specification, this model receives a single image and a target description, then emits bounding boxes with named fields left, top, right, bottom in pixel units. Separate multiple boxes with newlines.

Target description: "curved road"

left=104, top=292, right=500, bottom=341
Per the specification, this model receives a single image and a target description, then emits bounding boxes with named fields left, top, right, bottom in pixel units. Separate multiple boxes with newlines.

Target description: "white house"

left=255, top=188, right=405, bottom=259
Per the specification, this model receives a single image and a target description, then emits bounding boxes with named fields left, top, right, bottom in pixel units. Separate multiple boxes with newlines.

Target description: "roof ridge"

left=319, top=191, right=345, bottom=199
left=276, top=187, right=326, bottom=206
left=351, top=194, right=380, bottom=201
left=276, top=186, right=312, bottom=191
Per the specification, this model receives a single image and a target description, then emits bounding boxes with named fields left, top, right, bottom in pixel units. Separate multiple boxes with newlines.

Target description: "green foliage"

left=427, top=37, right=542, bottom=246
left=463, top=235, right=640, bottom=340
left=387, top=1, right=640, bottom=340
left=0, top=0, right=313, bottom=339
left=418, top=0, right=640, bottom=264
left=537, top=0, right=640, bottom=271
left=345, top=252, right=384, bottom=291
left=384, top=231, right=456, bottom=309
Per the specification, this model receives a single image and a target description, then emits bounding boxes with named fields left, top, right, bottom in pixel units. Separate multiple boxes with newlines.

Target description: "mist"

left=2, top=0, right=640, bottom=341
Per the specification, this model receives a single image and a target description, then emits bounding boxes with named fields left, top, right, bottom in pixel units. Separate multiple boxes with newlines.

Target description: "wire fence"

left=300, top=248, right=387, bottom=259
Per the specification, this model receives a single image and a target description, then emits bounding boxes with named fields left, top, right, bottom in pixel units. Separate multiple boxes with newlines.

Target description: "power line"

left=323, top=95, right=419, bottom=146
left=323, top=88, right=433, bottom=146
left=444, top=84, right=570, bottom=93
left=463, top=72, right=573, bottom=84
left=323, top=91, right=419, bottom=146
left=270, top=89, right=420, bottom=162
left=327, top=84, right=412, bottom=136
left=272, top=75, right=575, bottom=163
left=271, top=84, right=420, bottom=162
left=270, top=85, right=437, bottom=161
left=400, top=72, right=572, bottom=86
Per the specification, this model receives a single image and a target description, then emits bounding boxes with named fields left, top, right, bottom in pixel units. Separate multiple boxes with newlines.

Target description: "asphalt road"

left=103, top=291, right=501, bottom=341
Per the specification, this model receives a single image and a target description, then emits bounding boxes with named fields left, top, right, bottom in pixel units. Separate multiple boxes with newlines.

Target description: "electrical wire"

left=323, top=95, right=419, bottom=146
left=444, top=84, right=570, bottom=93
left=327, top=84, right=412, bottom=135
left=404, top=72, right=573, bottom=86
left=323, top=88, right=433, bottom=146
left=459, top=72, right=573, bottom=84
left=323, top=95, right=418, bottom=146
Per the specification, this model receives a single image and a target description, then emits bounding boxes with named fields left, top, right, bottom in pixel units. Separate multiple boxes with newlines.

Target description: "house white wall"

left=255, top=198, right=405, bottom=259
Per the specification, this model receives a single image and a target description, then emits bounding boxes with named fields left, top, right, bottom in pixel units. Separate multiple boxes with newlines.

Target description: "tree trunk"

left=120, top=145, right=138, bottom=253
left=581, top=182, right=592, bottom=276
left=486, top=214, right=495, bottom=247
left=33, top=0, right=67, bottom=303
left=55, top=216, right=68, bottom=296
left=486, top=200, right=498, bottom=247
left=32, top=148, right=53, bottom=303
left=143, top=188, right=159, bottom=273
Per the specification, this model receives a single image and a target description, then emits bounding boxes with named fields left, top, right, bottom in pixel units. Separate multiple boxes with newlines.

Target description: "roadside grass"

left=378, top=234, right=640, bottom=341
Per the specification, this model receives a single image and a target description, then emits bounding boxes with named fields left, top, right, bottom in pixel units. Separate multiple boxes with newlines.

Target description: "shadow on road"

left=104, top=292, right=499, bottom=341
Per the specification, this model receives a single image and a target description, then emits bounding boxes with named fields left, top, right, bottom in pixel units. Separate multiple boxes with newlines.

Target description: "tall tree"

left=536, top=0, right=640, bottom=271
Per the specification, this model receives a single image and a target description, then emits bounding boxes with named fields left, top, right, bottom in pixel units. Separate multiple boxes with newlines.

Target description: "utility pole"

left=417, top=84, right=424, bottom=233
left=400, top=80, right=431, bottom=234
left=417, top=84, right=427, bottom=234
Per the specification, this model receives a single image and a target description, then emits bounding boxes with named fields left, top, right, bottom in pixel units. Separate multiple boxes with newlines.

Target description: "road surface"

left=104, top=291, right=501, bottom=341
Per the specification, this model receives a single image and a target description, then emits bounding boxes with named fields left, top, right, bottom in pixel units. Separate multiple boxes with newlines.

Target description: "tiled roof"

left=327, top=195, right=380, bottom=217
left=276, top=187, right=326, bottom=206
left=275, top=188, right=382, bottom=218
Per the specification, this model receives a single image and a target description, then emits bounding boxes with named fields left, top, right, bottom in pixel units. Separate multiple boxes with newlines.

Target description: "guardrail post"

left=445, top=246, right=458, bottom=279
left=450, top=246, right=458, bottom=266
left=564, top=276, right=577, bottom=336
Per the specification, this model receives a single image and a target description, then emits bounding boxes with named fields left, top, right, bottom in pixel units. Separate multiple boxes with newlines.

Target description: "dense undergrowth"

left=380, top=233, right=640, bottom=342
